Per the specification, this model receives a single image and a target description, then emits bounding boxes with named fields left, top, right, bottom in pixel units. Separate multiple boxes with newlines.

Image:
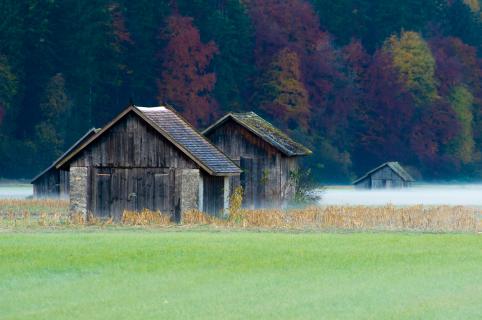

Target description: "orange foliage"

left=157, top=15, right=219, bottom=127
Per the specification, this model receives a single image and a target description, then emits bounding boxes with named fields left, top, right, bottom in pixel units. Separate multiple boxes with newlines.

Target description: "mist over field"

left=319, top=184, right=482, bottom=206
left=3, top=183, right=482, bottom=207
left=0, top=184, right=32, bottom=199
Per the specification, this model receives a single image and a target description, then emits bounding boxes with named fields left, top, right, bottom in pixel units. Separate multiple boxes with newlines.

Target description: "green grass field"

left=1, top=230, right=481, bottom=319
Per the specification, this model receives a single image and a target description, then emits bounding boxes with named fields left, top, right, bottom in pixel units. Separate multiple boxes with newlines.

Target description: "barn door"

left=154, top=169, right=174, bottom=216
left=94, top=168, right=112, bottom=218
left=126, top=168, right=139, bottom=212
left=135, top=168, right=155, bottom=213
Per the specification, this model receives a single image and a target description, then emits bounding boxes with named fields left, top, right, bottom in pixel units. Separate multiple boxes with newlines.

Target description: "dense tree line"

left=1, top=0, right=482, bottom=182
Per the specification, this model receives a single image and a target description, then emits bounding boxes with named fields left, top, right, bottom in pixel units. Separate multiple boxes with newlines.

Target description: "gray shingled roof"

left=137, top=106, right=241, bottom=175
left=352, top=162, right=415, bottom=184
left=31, top=128, right=99, bottom=183
left=203, top=112, right=311, bottom=156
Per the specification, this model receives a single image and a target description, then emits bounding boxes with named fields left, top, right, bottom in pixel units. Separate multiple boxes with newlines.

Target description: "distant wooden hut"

left=353, top=162, right=415, bottom=189
left=32, top=105, right=241, bottom=220
left=203, top=112, right=311, bottom=208
left=31, top=128, right=99, bottom=198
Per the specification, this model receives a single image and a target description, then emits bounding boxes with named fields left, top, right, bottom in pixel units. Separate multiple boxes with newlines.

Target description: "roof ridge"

left=204, top=112, right=311, bottom=156
left=141, top=105, right=242, bottom=171
left=136, top=105, right=241, bottom=175
left=352, top=161, right=415, bottom=184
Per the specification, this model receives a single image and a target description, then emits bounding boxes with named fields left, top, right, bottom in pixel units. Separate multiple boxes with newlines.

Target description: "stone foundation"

left=176, top=169, right=200, bottom=215
left=69, top=167, right=88, bottom=220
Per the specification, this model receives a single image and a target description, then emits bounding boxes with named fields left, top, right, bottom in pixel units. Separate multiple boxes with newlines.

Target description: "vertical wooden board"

left=135, top=168, right=143, bottom=210
left=154, top=171, right=170, bottom=214
left=124, top=168, right=135, bottom=212
left=109, top=169, right=118, bottom=218
left=92, top=167, right=112, bottom=218
left=267, top=154, right=280, bottom=207
left=118, top=168, right=128, bottom=219
left=202, top=173, right=210, bottom=214
left=256, top=157, right=266, bottom=208
left=147, top=168, right=156, bottom=210
left=173, top=169, right=182, bottom=221
left=60, top=170, right=70, bottom=198
left=137, top=168, right=155, bottom=212
left=240, top=157, right=254, bottom=209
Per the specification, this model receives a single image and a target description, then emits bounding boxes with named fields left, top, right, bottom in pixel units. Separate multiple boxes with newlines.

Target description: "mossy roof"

left=203, top=112, right=312, bottom=156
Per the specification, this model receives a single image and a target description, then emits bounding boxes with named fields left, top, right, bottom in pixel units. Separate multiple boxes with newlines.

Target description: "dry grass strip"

left=0, top=199, right=480, bottom=232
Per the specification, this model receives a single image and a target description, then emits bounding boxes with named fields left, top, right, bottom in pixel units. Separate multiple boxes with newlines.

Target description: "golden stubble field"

left=0, top=199, right=480, bottom=232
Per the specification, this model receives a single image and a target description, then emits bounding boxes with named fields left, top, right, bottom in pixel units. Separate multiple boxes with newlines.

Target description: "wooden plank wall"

left=32, top=169, right=60, bottom=198
left=68, top=112, right=225, bottom=218
left=89, top=167, right=176, bottom=220
left=201, top=172, right=224, bottom=216
left=70, top=113, right=198, bottom=170
left=59, top=170, right=69, bottom=198
left=206, top=119, right=298, bottom=208
left=370, top=166, right=407, bottom=188
left=355, top=166, right=410, bottom=189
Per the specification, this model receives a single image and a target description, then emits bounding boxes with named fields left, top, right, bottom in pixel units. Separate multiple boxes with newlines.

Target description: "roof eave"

left=31, top=127, right=99, bottom=183
left=212, top=171, right=242, bottom=177
left=202, top=113, right=233, bottom=136
left=55, top=106, right=241, bottom=176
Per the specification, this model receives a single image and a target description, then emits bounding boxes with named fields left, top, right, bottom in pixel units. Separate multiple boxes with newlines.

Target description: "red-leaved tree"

left=157, top=15, right=219, bottom=127
left=248, top=0, right=354, bottom=137
left=353, top=50, right=416, bottom=172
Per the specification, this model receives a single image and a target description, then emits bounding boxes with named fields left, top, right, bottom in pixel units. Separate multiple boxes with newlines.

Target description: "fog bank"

left=318, top=184, right=482, bottom=206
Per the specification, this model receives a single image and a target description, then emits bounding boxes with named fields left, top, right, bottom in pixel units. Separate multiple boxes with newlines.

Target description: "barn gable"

left=57, top=106, right=241, bottom=176
left=353, top=162, right=415, bottom=185
left=66, top=112, right=201, bottom=170
left=353, top=162, right=415, bottom=189
left=203, top=112, right=311, bottom=157
left=204, top=117, right=284, bottom=160
left=204, top=112, right=311, bottom=208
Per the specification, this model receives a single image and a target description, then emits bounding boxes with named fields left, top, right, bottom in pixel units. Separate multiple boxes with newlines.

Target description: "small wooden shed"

left=353, top=162, right=415, bottom=189
left=203, top=112, right=311, bottom=208
left=32, top=105, right=241, bottom=220
left=31, top=128, right=99, bottom=198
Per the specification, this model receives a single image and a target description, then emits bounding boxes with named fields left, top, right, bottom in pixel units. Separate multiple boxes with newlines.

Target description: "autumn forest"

left=1, top=0, right=482, bottom=182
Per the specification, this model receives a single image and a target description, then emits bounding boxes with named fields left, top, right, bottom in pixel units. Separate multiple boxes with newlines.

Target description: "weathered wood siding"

left=355, top=166, right=411, bottom=189
left=33, top=169, right=59, bottom=198
left=59, top=169, right=70, bottom=197
left=205, top=119, right=298, bottom=208
left=201, top=172, right=225, bottom=216
left=33, top=169, right=70, bottom=198
left=68, top=112, right=224, bottom=217
left=70, top=113, right=198, bottom=169
left=89, top=167, right=177, bottom=220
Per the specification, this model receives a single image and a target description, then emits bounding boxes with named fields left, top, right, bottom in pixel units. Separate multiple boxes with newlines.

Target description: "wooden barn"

left=203, top=112, right=311, bottom=208
left=31, top=128, right=99, bottom=198
left=353, top=162, right=415, bottom=189
left=32, top=105, right=241, bottom=220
